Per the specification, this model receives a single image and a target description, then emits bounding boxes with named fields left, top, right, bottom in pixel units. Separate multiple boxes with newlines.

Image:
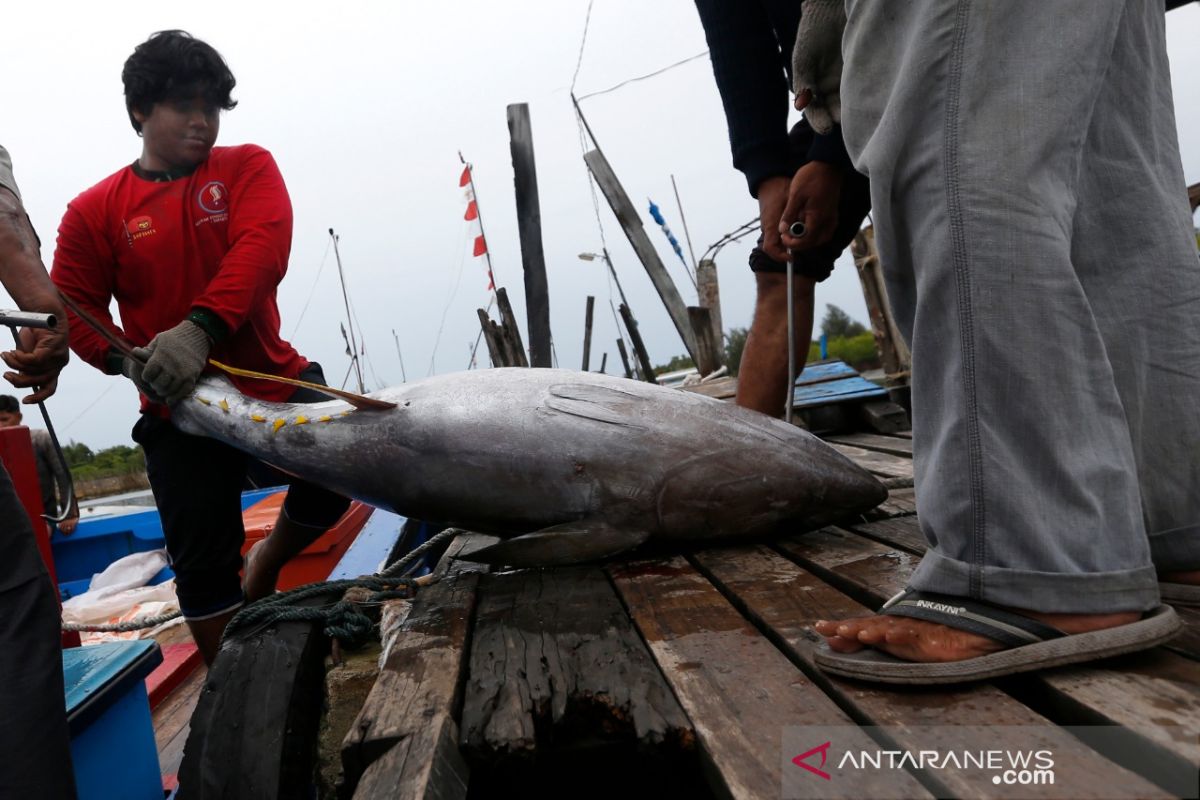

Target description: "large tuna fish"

left=171, top=368, right=887, bottom=566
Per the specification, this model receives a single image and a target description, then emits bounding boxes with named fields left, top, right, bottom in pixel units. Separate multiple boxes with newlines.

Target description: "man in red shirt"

left=52, top=30, right=350, bottom=664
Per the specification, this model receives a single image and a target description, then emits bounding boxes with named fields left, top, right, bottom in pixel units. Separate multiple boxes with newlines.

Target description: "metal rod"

left=670, top=174, right=699, bottom=277
left=392, top=329, right=407, bottom=383
left=785, top=258, right=796, bottom=424
left=789, top=221, right=807, bottom=238
left=329, top=228, right=365, bottom=393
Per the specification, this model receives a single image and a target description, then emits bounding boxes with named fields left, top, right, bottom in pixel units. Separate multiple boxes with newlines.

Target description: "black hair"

left=0, top=395, right=19, bottom=413
left=122, top=30, right=238, bottom=134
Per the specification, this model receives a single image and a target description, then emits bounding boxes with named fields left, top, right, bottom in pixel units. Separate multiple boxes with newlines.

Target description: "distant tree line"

left=63, top=441, right=146, bottom=482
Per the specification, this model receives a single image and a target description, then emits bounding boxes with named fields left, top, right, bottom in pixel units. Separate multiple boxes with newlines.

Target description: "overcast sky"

left=3, top=1, right=1199, bottom=450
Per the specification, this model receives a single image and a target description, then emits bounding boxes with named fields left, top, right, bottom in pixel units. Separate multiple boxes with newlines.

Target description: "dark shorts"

left=132, top=363, right=352, bottom=619
left=749, top=119, right=872, bottom=282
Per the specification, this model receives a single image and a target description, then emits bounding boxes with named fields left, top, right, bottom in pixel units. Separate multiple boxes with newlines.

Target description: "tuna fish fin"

left=544, top=383, right=647, bottom=428
left=460, top=521, right=651, bottom=568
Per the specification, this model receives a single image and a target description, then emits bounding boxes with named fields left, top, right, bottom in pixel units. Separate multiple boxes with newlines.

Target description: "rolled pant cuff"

left=1149, top=522, right=1200, bottom=572
left=908, top=549, right=1161, bottom=614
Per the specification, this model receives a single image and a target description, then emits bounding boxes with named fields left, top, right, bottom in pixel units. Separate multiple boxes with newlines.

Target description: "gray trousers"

left=841, top=0, right=1200, bottom=612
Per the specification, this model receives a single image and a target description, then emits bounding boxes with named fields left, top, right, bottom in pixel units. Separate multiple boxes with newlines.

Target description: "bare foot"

left=242, top=539, right=280, bottom=603
left=814, top=608, right=1141, bottom=663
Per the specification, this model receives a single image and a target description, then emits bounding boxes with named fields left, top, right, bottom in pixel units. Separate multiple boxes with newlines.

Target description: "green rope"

left=223, top=528, right=462, bottom=649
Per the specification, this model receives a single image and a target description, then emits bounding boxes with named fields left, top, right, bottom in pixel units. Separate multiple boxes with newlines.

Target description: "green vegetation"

left=650, top=306, right=879, bottom=378
left=64, top=441, right=146, bottom=482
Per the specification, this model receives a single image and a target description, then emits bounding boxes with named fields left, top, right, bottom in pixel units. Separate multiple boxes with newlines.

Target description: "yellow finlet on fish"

left=273, top=418, right=286, bottom=433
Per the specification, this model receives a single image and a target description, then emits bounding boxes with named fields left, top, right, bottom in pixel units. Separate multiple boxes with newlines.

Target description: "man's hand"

left=780, top=161, right=843, bottom=251
left=793, top=0, right=847, bottom=135
left=138, top=320, right=212, bottom=405
left=2, top=323, right=69, bottom=403
left=58, top=510, right=79, bottom=535
left=757, top=176, right=792, bottom=262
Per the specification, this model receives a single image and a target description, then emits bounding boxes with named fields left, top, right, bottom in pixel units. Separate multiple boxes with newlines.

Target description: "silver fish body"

left=171, top=368, right=887, bottom=566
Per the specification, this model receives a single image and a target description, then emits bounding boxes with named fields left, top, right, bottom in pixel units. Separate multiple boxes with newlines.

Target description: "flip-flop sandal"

left=813, top=590, right=1182, bottom=685
left=1159, top=582, right=1200, bottom=607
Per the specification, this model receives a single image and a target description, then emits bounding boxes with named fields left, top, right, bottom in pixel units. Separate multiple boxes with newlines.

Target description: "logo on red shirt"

left=127, top=216, right=153, bottom=234
left=198, top=181, right=229, bottom=214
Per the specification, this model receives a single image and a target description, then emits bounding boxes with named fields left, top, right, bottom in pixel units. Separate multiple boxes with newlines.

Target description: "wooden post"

left=476, top=308, right=503, bottom=367
left=687, top=306, right=723, bottom=376
left=581, top=295, right=595, bottom=371
left=495, top=288, right=529, bottom=368
left=598, top=352, right=607, bottom=374
left=619, top=303, right=656, bottom=383
left=583, top=149, right=698, bottom=362
left=851, top=226, right=910, bottom=385
left=616, top=339, right=634, bottom=379
left=507, top=104, right=552, bottom=368
left=696, top=258, right=723, bottom=346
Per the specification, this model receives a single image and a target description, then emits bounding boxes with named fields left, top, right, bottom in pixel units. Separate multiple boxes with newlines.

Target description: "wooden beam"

left=619, top=303, right=656, bottom=383
left=851, top=226, right=910, bottom=385
left=507, top=104, right=552, bottom=367
left=686, top=306, right=722, bottom=376
left=581, top=295, right=595, bottom=371
left=342, top=535, right=494, bottom=799
left=495, top=288, right=529, bottom=368
left=1188, top=182, right=1199, bottom=213
left=695, top=258, right=722, bottom=345
left=616, top=338, right=633, bottom=379
left=597, top=352, right=607, bottom=374
left=461, top=568, right=692, bottom=761
left=583, top=149, right=698, bottom=361
left=476, top=308, right=503, bottom=368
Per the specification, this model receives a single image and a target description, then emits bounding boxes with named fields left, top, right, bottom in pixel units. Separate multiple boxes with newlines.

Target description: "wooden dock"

left=157, top=431, right=1200, bottom=799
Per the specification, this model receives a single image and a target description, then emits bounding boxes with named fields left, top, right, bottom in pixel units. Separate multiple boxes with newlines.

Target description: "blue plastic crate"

left=64, top=640, right=164, bottom=800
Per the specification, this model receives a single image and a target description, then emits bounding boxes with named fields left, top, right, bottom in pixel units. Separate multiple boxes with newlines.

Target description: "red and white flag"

left=459, top=162, right=494, bottom=291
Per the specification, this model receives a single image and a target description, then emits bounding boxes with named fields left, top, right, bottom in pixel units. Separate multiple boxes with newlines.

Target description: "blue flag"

left=647, top=198, right=688, bottom=268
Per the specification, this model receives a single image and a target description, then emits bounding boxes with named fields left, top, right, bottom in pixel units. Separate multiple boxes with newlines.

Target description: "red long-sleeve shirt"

left=51, top=144, right=309, bottom=413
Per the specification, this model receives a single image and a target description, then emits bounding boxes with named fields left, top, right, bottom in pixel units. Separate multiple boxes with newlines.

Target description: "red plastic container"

left=238, top=491, right=373, bottom=590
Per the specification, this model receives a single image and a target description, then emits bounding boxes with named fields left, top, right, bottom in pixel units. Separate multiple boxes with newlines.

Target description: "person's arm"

left=50, top=197, right=130, bottom=375
left=0, top=147, right=70, bottom=402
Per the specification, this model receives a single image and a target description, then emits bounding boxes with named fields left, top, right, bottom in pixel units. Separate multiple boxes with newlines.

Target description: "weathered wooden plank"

left=342, top=534, right=491, bottom=799
left=154, top=664, right=208, bottom=777
left=687, top=305, right=722, bottom=375
left=581, top=295, right=594, bottom=371
left=609, top=557, right=931, bottom=800
left=353, top=714, right=469, bottom=800
left=506, top=104, right=551, bottom=368
left=861, top=487, right=918, bottom=521
left=461, top=567, right=691, bottom=761
left=618, top=303, right=656, bottom=383
left=845, top=517, right=927, bottom=554
left=678, top=375, right=737, bottom=400
left=495, top=288, right=529, bottom=368
left=792, top=377, right=888, bottom=409
left=826, top=432, right=915, bottom=457
left=692, top=545, right=1169, bottom=799
left=584, top=149, right=698, bottom=361
left=795, top=360, right=859, bottom=386
left=775, top=526, right=1200, bottom=779
left=828, top=442, right=914, bottom=480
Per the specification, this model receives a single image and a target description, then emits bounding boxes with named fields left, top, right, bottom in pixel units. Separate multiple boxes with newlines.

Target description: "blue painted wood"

left=326, top=508, right=407, bottom=580
left=795, top=360, right=859, bottom=387
left=792, top=376, right=887, bottom=409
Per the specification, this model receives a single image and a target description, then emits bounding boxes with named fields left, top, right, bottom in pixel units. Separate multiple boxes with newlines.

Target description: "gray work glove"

left=120, top=352, right=165, bottom=404
left=137, top=320, right=212, bottom=405
left=792, top=0, right=847, bottom=135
